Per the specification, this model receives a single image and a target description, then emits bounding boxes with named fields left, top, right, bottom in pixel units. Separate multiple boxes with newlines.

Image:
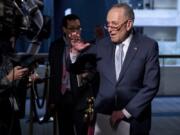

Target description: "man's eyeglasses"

left=104, top=20, right=129, bottom=31
left=67, top=26, right=82, bottom=32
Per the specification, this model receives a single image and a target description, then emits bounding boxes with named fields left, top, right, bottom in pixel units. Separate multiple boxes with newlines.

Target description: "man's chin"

left=110, top=36, right=116, bottom=41
left=110, top=37, right=121, bottom=44
left=111, top=39, right=119, bottom=44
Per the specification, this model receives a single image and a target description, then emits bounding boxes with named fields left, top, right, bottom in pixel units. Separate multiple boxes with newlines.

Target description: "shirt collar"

left=122, top=33, right=133, bottom=48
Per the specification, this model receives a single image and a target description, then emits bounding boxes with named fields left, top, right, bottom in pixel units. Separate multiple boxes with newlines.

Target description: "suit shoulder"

left=98, top=37, right=111, bottom=43
left=49, top=38, right=64, bottom=50
left=96, top=37, right=112, bottom=47
left=135, top=33, right=158, bottom=48
left=141, top=35, right=157, bottom=43
left=51, top=38, right=64, bottom=46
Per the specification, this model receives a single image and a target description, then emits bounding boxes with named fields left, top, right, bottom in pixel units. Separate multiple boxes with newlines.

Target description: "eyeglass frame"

left=66, top=26, right=82, bottom=32
left=104, top=19, right=130, bottom=31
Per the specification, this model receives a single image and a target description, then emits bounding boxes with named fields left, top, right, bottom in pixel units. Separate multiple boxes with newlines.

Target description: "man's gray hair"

left=110, top=3, right=135, bottom=21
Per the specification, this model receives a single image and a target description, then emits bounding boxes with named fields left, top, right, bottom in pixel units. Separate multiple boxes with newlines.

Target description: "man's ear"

left=126, top=20, right=133, bottom=31
left=62, top=26, right=66, bottom=34
left=62, top=27, right=68, bottom=38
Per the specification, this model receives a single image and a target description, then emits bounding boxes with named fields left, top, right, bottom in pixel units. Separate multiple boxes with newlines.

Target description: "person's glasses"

left=67, top=26, right=82, bottom=32
left=104, top=20, right=129, bottom=31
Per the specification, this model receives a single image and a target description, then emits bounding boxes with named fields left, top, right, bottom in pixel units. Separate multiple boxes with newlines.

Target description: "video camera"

left=0, top=0, right=50, bottom=40
left=10, top=54, right=44, bottom=73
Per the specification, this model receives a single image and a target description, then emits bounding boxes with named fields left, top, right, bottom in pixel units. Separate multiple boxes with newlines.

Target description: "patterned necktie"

left=115, top=44, right=124, bottom=80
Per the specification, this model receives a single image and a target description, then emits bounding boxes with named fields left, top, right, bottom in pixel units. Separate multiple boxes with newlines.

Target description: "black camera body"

left=0, top=0, right=19, bottom=39
left=10, top=54, right=43, bottom=73
left=0, top=0, right=50, bottom=40
left=7, top=54, right=42, bottom=78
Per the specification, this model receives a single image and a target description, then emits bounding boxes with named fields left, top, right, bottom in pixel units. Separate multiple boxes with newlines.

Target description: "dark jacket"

left=48, top=37, right=99, bottom=111
left=86, top=31, right=160, bottom=134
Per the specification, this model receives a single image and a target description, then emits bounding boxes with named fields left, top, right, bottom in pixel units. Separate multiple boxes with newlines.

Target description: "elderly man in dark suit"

left=70, top=3, right=160, bottom=135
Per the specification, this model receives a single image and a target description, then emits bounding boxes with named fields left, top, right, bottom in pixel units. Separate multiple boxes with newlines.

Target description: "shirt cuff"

left=122, top=108, right=132, bottom=119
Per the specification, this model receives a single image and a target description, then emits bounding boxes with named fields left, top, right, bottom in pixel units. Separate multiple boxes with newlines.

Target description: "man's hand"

left=27, top=72, right=40, bottom=87
left=69, top=32, right=90, bottom=54
left=110, top=110, right=125, bottom=129
left=29, top=72, right=39, bottom=82
left=6, top=66, right=29, bottom=81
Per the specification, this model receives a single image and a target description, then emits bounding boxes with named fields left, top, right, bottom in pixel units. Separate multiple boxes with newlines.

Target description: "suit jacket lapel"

left=118, top=34, right=139, bottom=82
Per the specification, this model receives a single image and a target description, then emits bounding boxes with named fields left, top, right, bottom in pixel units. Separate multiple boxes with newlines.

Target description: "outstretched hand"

left=69, top=32, right=90, bottom=54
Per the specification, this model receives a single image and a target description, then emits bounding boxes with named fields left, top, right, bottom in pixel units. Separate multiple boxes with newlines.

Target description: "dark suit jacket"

left=88, top=31, right=160, bottom=134
left=49, top=37, right=97, bottom=111
left=49, top=37, right=65, bottom=106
